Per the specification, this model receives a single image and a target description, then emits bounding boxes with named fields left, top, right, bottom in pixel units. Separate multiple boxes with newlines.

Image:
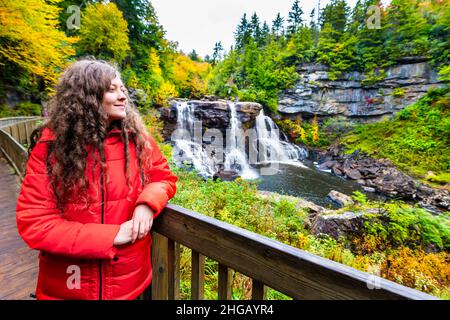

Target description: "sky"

left=151, top=0, right=359, bottom=58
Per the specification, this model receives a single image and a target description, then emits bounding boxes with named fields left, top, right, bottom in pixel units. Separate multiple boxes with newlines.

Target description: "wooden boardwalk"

left=0, top=154, right=37, bottom=300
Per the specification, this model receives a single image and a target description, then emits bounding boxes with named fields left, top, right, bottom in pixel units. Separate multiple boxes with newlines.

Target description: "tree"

left=259, top=21, right=271, bottom=47
left=384, top=0, right=430, bottom=61
left=188, top=50, right=200, bottom=62
left=250, top=13, right=261, bottom=44
left=0, top=0, right=76, bottom=90
left=77, top=2, right=130, bottom=63
left=320, top=0, right=349, bottom=36
left=235, top=14, right=252, bottom=50
left=212, top=42, right=224, bottom=65
left=287, top=0, right=304, bottom=36
left=272, top=13, right=285, bottom=40
left=110, top=0, right=166, bottom=70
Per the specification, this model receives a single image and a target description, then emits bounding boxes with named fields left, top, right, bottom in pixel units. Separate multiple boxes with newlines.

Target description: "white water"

left=255, top=110, right=308, bottom=168
left=172, top=101, right=309, bottom=179
left=223, top=103, right=258, bottom=179
left=172, top=101, right=216, bottom=177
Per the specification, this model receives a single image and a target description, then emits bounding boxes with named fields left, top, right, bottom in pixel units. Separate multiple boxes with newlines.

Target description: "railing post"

left=151, top=231, right=169, bottom=300
left=218, top=264, right=232, bottom=300
left=191, top=250, right=205, bottom=300
left=167, top=239, right=180, bottom=300
left=251, top=279, right=267, bottom=300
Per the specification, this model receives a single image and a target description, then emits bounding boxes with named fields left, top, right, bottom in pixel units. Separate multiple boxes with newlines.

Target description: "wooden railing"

left=0, top=117, right=439, bottom=300
left=150, top=204, right=438, bottom=300
left=0, top=117, right=42, bottom=180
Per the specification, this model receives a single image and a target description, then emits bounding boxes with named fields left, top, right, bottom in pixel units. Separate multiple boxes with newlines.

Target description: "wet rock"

left=327, top=190, right=354, bottom=207
left=213, top=170, right=240, bottom=181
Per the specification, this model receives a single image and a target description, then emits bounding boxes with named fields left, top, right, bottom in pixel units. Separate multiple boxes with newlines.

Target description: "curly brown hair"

left=29, top=58, right=154, bottom=211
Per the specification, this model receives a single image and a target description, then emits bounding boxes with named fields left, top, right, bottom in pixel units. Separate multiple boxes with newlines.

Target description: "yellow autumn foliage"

left=0, top=0, right=76, bottom=88
left=170, top=53, right=211, bottom=98
left=77, top=2, right=130, bottom=63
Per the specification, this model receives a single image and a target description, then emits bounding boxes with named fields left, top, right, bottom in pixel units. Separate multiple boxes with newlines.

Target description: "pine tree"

left=260, top=21, right=271, bottom=46
left=385, top=0, right=430, bottom=62
left=287, top=0, right=304, bottom=36
left=212, top=41, right=224, bottom=65
left=272, top=13, right=285, bottom=40
left=320, top=0, right=349, bottom=37
left=235, top=14, right=252, bottom=50
left=250, top=13, right=261, bottom=44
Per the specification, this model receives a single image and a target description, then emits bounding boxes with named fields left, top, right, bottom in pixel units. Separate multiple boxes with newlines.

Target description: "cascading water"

left=255, top=110, right=308, bottom=166
left=172, top=101, right=309, bottom=179
left=172, top=101, right=216, bottom=178
left=223, top=103, right=258, bottom=179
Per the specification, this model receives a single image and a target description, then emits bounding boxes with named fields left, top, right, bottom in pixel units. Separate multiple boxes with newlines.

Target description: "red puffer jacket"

left=16, top=127, right=178, bottom=300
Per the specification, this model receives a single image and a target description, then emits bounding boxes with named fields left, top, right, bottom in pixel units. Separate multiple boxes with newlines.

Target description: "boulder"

left=310, top=211, right=365, bottom=239
left=327, top=190, right=354, bottom=208
left=213, top=170, right=240, bottom=182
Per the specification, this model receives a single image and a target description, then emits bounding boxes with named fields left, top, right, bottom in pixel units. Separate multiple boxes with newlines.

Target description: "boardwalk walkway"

left=0, top=154, right=37, bottom=300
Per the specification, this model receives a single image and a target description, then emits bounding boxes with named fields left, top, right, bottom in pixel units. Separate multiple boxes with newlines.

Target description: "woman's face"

left=102, top=77, right=127, bottom=123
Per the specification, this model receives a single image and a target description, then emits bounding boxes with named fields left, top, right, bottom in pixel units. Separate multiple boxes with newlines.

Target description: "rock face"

left=278, top=59, right=445, bottom=121
left=316, top=144, right=450, bottom=212
left=160, top=99, right=263, bottom=139
left=162, top=99, right=262, bottom=127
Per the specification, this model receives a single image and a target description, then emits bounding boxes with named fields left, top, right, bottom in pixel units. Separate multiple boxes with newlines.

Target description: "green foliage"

left=342, top=88, right=450, bottom=179
left=209, top=0, right=449, bottom=106
left=0, top=102, right=41, bottom=118
left=77, top=2, right=130, bottom=63
left=391, top=87, right=406, bottom=98
left=351, top=191, right=368, bottom=205
left=361, top=203, right=450, bottom=251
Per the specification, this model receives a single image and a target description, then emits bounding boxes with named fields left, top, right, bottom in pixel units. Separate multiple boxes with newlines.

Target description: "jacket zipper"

left=99, top=172, right=105, bottom=300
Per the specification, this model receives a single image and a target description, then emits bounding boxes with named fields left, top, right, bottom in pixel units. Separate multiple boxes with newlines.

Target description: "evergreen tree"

left=250, top=13, right=261, bottom=44
left=287, top=0, right=304, bottom=36
left=188, top=49, right=200, bottom=62
left=110, top=0, right=166, bottom=70
left=260, top=21, right=271, bottom=46
left=235, top=14, right=252, bottom=50
left=320, top=0, right=349, bottom=36
left=212, top=41, right=224, bottom=65
left=272, top=13, right=285, bottom=40
left=384, top=0, right=430, bottom=62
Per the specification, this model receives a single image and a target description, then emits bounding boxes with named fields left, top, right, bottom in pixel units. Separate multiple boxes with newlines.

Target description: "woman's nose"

left=118, top=92, right=127, bottom=101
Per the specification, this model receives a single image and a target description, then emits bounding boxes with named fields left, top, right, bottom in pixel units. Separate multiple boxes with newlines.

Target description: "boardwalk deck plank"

left=0, top=154, right=37, bottom=300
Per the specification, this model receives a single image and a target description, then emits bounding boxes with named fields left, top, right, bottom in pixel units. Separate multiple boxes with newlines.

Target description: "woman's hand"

left=131, top=204, right=154, bottom=243
left=113, top=220, right=133, bottom=246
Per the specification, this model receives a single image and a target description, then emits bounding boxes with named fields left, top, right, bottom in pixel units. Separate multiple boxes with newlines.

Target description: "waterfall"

left=172, top=101, right=309, bottom=179
left=172, top=102, right=216, bottom=178
left=255, top=110, right=308, bottom=166
left=223, top=103, right=258, bottom=179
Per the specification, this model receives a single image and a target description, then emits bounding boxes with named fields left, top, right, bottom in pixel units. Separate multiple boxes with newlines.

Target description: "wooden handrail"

left=151, top=204, right=439, bottom=300
left=0, top=117, right=42, bottom=180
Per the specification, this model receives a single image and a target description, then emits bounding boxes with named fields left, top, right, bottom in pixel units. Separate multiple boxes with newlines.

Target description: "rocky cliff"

left=277, top=58, right=446, bottom=121
left=160, top=98, right=263, bottom=139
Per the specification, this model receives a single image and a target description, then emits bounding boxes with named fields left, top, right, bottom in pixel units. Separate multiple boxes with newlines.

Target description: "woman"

left=16, top=59, right=178, bottom=300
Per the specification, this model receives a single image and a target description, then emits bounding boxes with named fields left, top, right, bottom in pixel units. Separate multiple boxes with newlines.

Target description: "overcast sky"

left=151, top=0, right=360, bottom=58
